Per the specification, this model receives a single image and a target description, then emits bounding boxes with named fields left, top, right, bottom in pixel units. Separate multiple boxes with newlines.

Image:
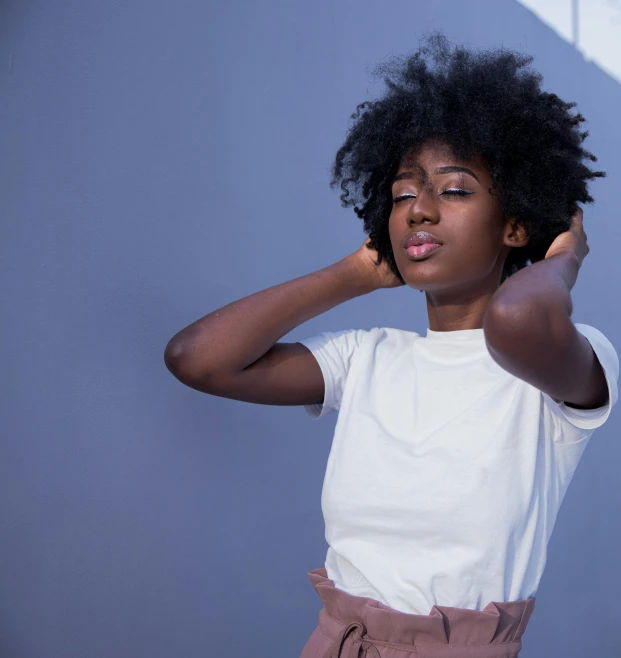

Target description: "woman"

left=164, top=32, right=619, bottom=657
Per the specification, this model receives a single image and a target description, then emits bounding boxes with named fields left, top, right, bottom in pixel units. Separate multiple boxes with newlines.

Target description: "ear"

left=503, top=216, right=529, bottom=249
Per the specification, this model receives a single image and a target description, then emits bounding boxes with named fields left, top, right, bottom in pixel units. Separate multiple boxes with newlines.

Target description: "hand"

left=348, top=237, right=405, bottom=290
left=544, top=205, right=589, bottom=265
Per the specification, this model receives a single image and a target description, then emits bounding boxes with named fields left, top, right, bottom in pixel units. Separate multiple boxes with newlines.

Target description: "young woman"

left=164, top=32, right=619, bottom=658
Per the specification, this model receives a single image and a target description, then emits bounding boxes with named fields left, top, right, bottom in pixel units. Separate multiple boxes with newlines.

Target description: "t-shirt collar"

left=425, top=327, right=485, bottom=341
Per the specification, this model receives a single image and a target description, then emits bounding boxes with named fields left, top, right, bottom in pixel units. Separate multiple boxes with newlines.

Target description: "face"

left=389, top=138, right=528, bottom=303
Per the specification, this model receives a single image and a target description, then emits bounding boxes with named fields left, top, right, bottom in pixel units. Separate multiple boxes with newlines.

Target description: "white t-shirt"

left=298, top=323, right=619, bottom=615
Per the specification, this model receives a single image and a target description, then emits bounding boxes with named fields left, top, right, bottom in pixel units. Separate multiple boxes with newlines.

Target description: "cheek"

left=388, top=218, right=402, bottom=254
left=387, top=212, right=396, bottom=239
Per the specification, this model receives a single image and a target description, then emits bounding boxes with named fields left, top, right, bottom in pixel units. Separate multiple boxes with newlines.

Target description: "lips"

left=404, top=231, right=443, bottom=249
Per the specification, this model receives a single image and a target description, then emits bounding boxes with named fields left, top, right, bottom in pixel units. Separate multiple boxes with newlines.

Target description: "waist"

left=307, top=566, right=536, bottom=657
left=325, top=546, right=539, bottom=616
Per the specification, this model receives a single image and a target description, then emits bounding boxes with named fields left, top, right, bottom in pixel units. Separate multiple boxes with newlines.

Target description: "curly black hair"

left=330, top=31, right=605, bottom=286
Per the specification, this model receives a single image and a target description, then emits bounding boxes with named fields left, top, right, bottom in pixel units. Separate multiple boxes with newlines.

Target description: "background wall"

left=1, top=1, right=620, bottom=656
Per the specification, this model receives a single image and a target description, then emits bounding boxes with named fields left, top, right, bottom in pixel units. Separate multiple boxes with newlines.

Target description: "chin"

left=403, top=279, right=425, bottom=292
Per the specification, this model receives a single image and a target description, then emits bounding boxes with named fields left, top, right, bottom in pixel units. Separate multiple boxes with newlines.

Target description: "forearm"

left=488, top=252, right=580, bottom=322
left=164, top=257, right=373, bottom=380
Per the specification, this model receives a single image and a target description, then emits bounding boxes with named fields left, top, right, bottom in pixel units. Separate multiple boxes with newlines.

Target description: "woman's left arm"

left=483, top=207, right=608, bottom=409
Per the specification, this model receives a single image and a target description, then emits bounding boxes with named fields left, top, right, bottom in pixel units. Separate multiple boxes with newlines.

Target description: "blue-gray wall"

left=1, top=1, right=620, bottom=656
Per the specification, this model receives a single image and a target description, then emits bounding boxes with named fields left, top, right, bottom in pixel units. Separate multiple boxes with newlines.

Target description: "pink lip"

left=404, top=243, right=442, bottom=260
left=404, top=231, right=443, bottom=249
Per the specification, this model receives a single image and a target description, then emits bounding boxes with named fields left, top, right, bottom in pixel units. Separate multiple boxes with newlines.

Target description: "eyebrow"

left=391, top=165, right=480, bottom=184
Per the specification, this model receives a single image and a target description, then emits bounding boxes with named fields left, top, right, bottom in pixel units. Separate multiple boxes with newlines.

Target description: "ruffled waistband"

left=308, top=567, right=536, bottom=657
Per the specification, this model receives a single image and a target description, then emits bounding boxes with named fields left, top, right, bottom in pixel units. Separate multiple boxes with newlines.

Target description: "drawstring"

left=324, top=620, right=382, bottom=658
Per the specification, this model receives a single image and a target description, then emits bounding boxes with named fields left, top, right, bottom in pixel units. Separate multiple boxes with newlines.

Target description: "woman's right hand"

left=347, top=237, right=406, bottom=290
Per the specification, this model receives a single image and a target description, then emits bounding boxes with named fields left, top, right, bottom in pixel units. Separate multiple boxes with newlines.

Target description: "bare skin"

left=163, top=254, right=377, bottom=405
left=164, top=138, right=528, bottom=406
left=387, top=137, right=528, bottom=331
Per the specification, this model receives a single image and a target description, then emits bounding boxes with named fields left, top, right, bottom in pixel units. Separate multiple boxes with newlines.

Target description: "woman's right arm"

left=163, top=252, right=381, bottom=407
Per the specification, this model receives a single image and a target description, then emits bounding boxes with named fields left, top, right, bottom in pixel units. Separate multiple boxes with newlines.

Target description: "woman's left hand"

left=544, top=205, right=589, bottom=264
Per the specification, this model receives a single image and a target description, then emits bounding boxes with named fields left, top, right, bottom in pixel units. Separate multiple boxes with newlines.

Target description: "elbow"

left=164, top=338, right=192, bottom=379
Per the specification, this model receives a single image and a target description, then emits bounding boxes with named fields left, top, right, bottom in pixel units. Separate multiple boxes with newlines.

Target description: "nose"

left=406, top=188, right=439, bottom=226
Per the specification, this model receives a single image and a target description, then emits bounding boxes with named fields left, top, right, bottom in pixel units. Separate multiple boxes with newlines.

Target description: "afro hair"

left=330, top=31, right=605, bottom=286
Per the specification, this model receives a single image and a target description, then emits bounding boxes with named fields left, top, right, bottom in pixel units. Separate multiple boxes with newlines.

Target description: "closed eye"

left=443, top=189, right=472, bottom=196
left=392, top=190, right=473, bottom=203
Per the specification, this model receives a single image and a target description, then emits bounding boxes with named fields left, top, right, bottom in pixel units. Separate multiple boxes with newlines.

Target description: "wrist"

left=545, top=250, right=580, bottom=291
left=337, top=255, right=380, bottom=295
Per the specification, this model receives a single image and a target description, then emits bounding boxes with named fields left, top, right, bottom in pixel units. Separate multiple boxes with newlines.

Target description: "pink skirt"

left=299, top=567, right=536, bottom=658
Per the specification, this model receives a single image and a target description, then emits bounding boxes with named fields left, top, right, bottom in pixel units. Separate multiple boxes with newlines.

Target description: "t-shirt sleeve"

left=296, top=328, right=369, bottom=419
left=545, top=323, right=619, bottom=431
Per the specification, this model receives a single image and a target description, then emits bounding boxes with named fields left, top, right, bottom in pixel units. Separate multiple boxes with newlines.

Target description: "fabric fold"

left=304, top=568, right=535, bottom=658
